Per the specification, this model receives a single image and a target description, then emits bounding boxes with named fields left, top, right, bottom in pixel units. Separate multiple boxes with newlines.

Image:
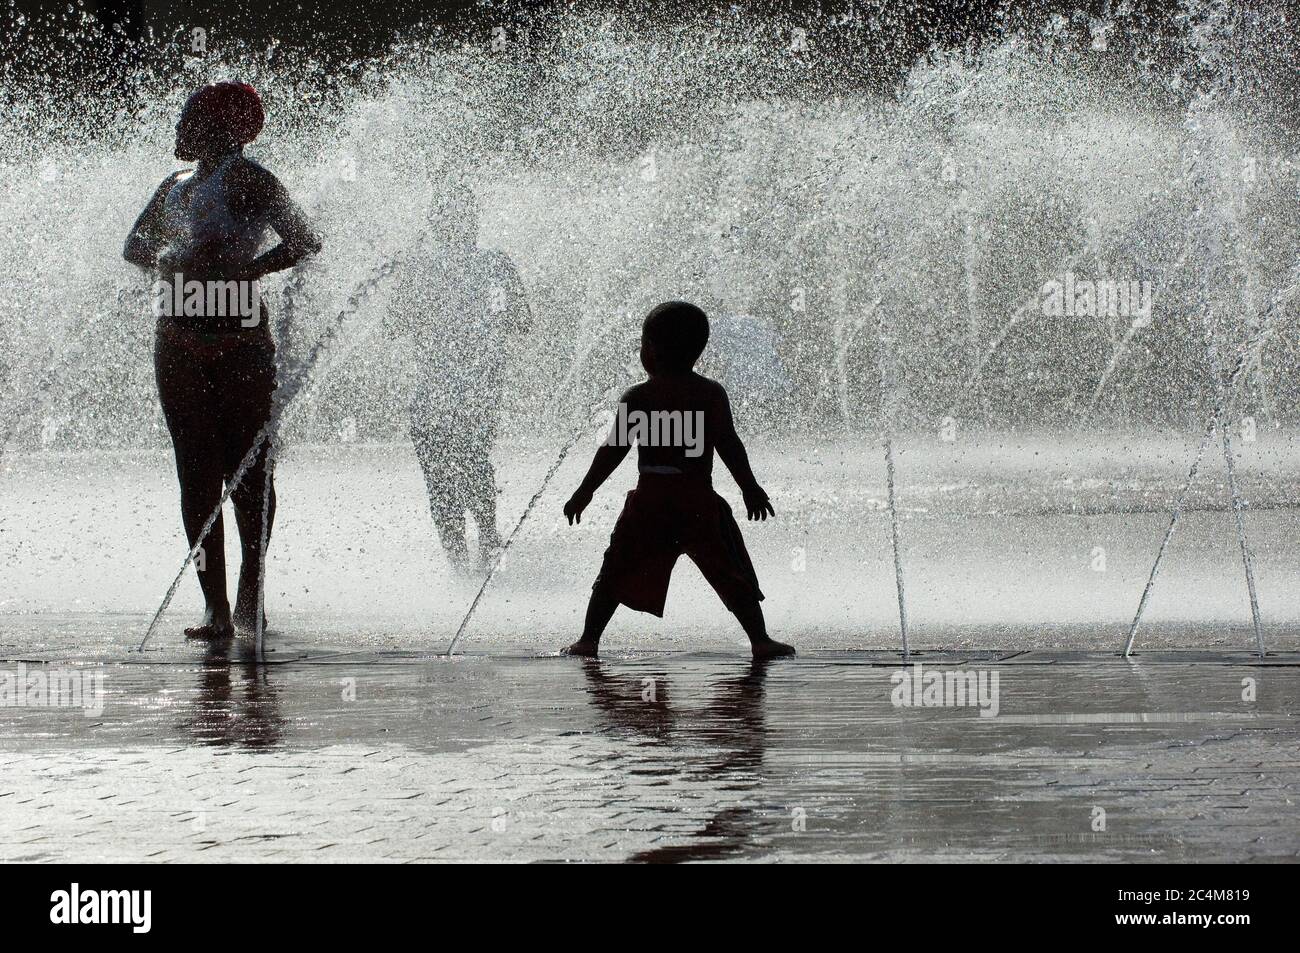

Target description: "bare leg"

left=177, top=455, right=234, bottom=638
left=222, top=336, right=277, bottom=633
left=466, top=437, right=502, bottom=559
left=730, top=600, right=796, bottom=659
left=562, top=586, right=618, bottom=656
left=156, top=325, right=234, bottom=638
left=231, top=437, right=275, bottom=631
left=156, top=324, right=279, bottom=638
left=412, top=421, right=471, bottom=570
left=164, top=418, right=233, bottom=638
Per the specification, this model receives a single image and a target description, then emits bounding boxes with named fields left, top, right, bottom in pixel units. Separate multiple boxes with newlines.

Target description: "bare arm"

left=715, top=388, right=774, bottom=521
left=576, top=443, right=632, bottom=496
left=240, top=165, right=322, bottom=280
left=123, top=173, right=182, bottom=270
left=564, top=391, right=635, bottom=525
left=564, top=437, right=632, bottom=525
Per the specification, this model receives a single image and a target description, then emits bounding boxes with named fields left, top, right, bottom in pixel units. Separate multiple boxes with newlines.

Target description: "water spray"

left=137, top=254, right=407, bottom=653
left=1121, top=417, right=1216, bottom=658
left=1122, top=311, right=1288, bottom=658
left=1219, top=415, right=1264, bottom=656
left=0, top=286, right=141, bottom=456
left=444, top=368, right=634, bottom=657
left=1209, top=333, right=1265, bottom=657
left=951, top=251, right=1084, bottom=417
left=253, top=435, right=278, bottom=662
left=1082, top=237, right=1193, bottom=414
left=872, top=300, right=910, bottom=659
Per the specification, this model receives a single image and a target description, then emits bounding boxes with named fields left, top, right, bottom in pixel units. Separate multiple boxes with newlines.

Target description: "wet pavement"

left=1, top=639, right=1296, bottom=862
left=6, top=440, right=1300, bottom=654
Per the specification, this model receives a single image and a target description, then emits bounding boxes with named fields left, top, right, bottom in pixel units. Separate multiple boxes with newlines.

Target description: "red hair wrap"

left=181, top=81, right=265, bottom=145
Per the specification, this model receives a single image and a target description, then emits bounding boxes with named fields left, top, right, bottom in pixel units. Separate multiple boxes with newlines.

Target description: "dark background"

left=5, top=1, right=1297, bottom=133
left=3, top=0, right=1298, bottom=435
left=0, top=0, right=1246, bottom=83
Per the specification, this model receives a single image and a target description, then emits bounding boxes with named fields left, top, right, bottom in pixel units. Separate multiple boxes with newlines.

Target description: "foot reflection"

left=697, top=659, right=769, bottom=776
left=579, top=657, right=770, bottom=747
left=579, top=658, right=775, bottom=863
left=182, top=635, right=285, bottom=749
left=579, top=659, right=674, bottom=741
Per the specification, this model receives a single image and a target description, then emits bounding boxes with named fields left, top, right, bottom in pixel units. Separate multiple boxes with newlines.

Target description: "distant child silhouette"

left=562, top=301, right=795, bottom=659
left=388, top=182, right=531, bottom=571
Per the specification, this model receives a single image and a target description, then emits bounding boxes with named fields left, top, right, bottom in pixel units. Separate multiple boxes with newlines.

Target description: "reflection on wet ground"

left=181, top=636, right=287, bottom=749
left=0, top=644, right=1296, bottom=862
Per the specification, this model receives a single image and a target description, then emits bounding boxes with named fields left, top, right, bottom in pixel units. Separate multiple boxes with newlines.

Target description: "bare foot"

left=185, top=609, right=234, bottom=640
left=751, top=639, right=796, bottom=659
left=561, top=639, right=600, bottom=657
left=446, top=551, right=475, bottom=578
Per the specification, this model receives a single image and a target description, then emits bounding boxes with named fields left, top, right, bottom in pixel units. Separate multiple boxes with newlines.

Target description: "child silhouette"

left=562, top=301, right=795, bottom=659
left=388, top=182, right=531, bottom=572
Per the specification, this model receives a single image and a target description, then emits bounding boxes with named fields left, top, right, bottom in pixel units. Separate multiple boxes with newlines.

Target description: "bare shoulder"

left=479, top=247, right=513, bottom=270
left=155, top=169, right=189, bottom=197
left=691, top=372, right=730, bottom=401
left=227, top=156, right=297, bottom=220
left=230, top=155, right=277, bottom=186
left=619, top=380, right=649, bottom=408
left=480, top=248, right=525, bottom=286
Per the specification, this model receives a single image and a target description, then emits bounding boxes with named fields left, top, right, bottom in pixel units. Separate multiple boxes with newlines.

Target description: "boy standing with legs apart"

left=562, top=301, right=795, bottom=659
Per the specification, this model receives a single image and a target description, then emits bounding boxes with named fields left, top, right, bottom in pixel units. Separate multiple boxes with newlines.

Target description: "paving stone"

left=0, top=651, right=1297, bottom=860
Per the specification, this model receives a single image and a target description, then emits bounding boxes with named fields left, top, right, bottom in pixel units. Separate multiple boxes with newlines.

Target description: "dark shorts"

left=153, top=317, right=276, bottom=459
left=594, top=475, right=764, bottom=617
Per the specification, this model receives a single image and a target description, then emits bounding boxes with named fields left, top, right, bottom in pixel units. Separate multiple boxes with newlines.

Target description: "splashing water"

left=2, top=4, right=1298, bottom=447
left=4, top=2, right=1300, bottom=650
left=136, top=253, right=408, bottom=651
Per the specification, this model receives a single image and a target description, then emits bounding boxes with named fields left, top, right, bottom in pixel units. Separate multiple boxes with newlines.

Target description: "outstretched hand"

left=743, top=486, right=775, bottom=522
left=564, top=488, right=593, bottom=525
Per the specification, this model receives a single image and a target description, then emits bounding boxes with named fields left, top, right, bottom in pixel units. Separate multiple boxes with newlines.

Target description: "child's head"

left=641, top=301, right=709, bottom=375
